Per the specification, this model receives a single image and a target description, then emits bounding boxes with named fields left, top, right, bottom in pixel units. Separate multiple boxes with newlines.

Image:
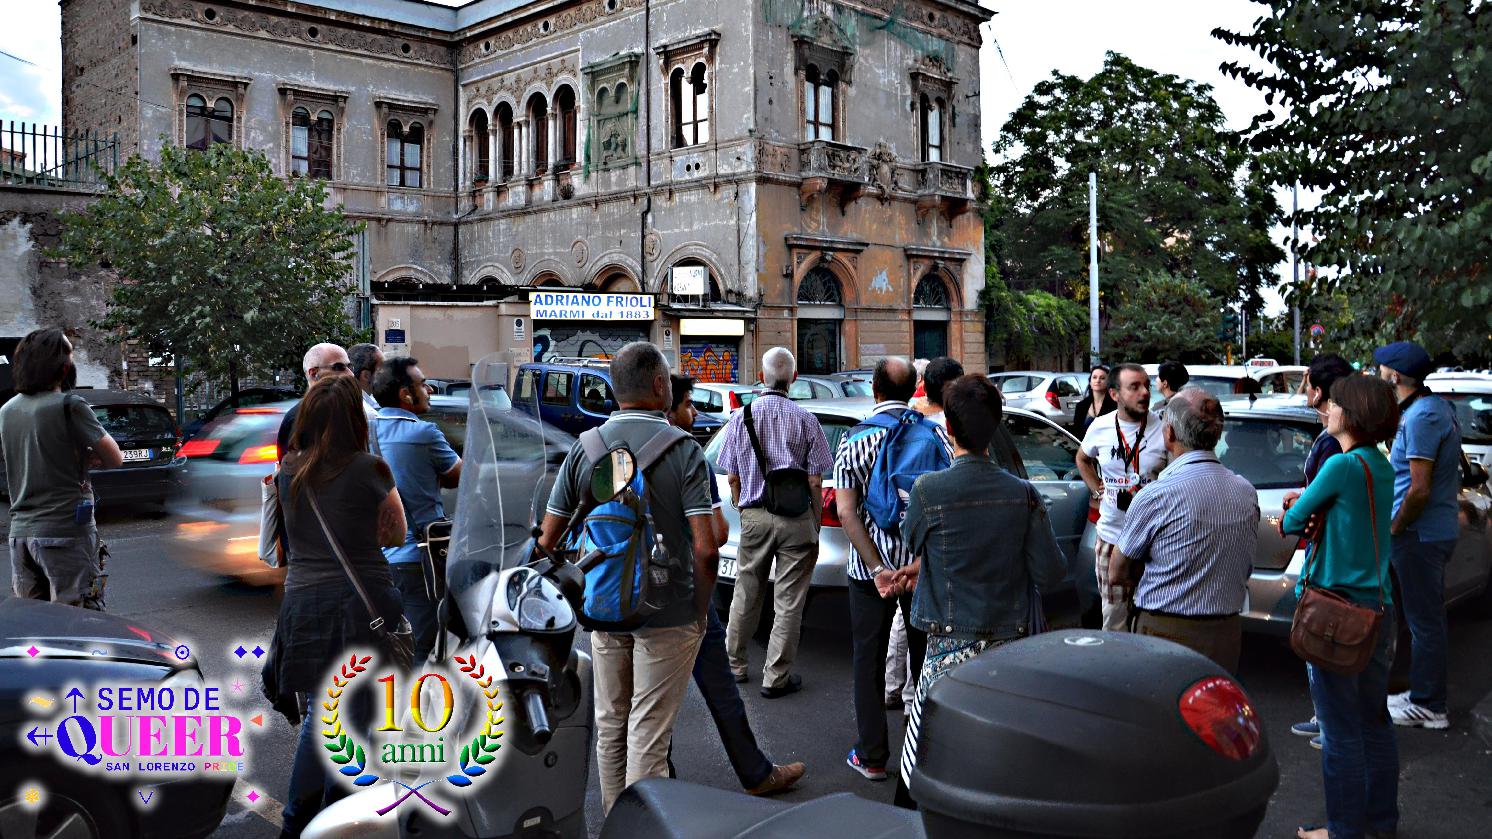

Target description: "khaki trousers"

left=1133, top=611, right=1243, bottom=674
left=590, top=621, right=704, bottom=814
left=1094, top=538, right=1129, bottom=632
left=725, top=506, right=820, bottom=688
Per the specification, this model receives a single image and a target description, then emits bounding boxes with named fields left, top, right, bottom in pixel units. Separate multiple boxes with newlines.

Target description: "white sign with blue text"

left=530, top=291, right=655, bottom=321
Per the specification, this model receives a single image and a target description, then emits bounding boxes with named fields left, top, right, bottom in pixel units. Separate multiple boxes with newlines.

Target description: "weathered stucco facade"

left=61, top=0, right=990, bottom=381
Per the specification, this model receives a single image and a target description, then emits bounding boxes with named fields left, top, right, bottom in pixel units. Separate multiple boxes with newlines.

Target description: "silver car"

left=704, top=398, right=1095, bottom=602
left=1425, top=372, right=1492, bottom=466
left=987, top=371, right=1086, bottom=425
left=691, top=383, right=764, bottom=423
left=787, top=373, right=873, bottom=401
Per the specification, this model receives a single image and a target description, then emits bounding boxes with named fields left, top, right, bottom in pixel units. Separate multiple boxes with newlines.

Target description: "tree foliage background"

left=983, top=52, right=1283, bottom=363
left=1106, top=274, right=1223, bottom=363
left=52, top=144, right=364, bottom=394
left=1216, top=1, right=1492, bottom=361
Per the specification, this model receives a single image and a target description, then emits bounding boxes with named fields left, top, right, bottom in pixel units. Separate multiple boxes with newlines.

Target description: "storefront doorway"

left=912, top=273, right=952, bottom=360
left=796, top=267, right=844, bottom=375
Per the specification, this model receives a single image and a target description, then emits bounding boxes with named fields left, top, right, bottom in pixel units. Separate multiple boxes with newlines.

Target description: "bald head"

left=303, top=343, right=351, bottom=384
left=873, top=357, right=917, bottom=404
left=1164, top=387, right=1224, bottom=452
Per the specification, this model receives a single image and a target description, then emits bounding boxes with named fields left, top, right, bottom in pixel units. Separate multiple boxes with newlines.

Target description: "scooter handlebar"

left=523, top=689, right=552, bottom=745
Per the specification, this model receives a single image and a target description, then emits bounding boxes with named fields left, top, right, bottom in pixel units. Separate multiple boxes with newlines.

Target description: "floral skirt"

left=899, top=634, right=1010, bottom=789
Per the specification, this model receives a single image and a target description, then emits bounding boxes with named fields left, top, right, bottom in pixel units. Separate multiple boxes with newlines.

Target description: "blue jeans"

left=280, top=692, right=366, bottom=837
left=1307, top=612, right=1399, bottom=839
left=1390, top=534, right=1454, bottom=713
left=675, top=608, right=773, bottom=789
left=390, top=563, right=438, bottom=662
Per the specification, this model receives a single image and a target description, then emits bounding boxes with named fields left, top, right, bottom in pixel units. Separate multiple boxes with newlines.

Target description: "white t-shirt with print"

left=1080, top=411, right=1169, bottom=543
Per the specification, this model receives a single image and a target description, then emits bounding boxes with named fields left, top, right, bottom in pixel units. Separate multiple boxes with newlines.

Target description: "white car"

left=1427, top=372, right=1492, bottom=465
left=986, top=371, right=1087, bottom=425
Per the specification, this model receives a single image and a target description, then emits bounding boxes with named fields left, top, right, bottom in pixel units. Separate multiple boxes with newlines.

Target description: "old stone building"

left=61, top=0, right=990, bottom=382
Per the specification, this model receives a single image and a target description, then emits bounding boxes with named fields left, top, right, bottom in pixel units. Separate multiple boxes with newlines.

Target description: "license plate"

left=120, top=449, right=152, bottom=462
left=718, top=558, right=738, bottom=580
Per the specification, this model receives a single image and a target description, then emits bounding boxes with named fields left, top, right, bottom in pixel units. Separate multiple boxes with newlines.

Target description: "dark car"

left=0, top=597, right=232, bottom=838
left=181, top=387, right=298, bottom=440
left=0, top=390, right=185, bottom=507
left=513, top=359, right=722, bottom=444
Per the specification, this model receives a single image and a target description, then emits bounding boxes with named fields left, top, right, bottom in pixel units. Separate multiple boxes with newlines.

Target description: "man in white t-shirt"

left=1076, top=362, right=1169, bottom=631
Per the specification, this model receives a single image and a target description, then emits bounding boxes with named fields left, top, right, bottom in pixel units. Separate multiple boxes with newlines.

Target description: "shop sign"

left=671, top=266, right=708, bottom=296
left=385, top=329, right=407, bottom=345
left=530, top=291, right=655, bottom=322
left=679, top=318, right=745, bottom=337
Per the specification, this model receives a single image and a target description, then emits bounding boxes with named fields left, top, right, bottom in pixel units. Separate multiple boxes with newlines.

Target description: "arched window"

left=469, top=109, right=490, bottom=184
left=920, top=94, right=944, bottom=163
left=913, top=273, right=951, bottom=309
left=496, top=103, right=515, bottom=180
left=291, top=107, right=334, bottom=178
left=797, top=266, right=843, bottom=305
left=796, top=267, right=844, bottom=375
left=803, top=65, right=837, bottom=142
left=386, top=120, right=423, bottom=188
left=186, top=94, right=233, bottom=150
left=528, top=94, right=549, bottom=174
left=670, top=62, right=710, bottom=148
left=555, top=86, right=578, bottom=170
left=913, top=273, right=953, bottom=359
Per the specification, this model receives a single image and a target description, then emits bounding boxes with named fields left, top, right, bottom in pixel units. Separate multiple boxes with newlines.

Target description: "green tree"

left=52, top=144, right=364, bottom=397
left=1215, top=2, right=1492, bottom=361
left=988, top=52, right=1284, bottom=320
left=1107, top=274, right=1223, bottom=363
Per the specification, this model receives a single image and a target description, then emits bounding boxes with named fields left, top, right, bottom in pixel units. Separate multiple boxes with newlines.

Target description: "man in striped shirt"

left=834, top=357, right=949, bottom=781
left=1112, top=387, right=1259, bottom=673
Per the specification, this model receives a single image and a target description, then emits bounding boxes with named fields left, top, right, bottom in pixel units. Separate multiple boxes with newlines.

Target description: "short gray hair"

left=1164, top=387, right=1224, bottom=451
left=302, top=342, right=346, bottom=376
left=609, top=341, right=669, bottom=403
left=761, top=347, right=796, bottom=389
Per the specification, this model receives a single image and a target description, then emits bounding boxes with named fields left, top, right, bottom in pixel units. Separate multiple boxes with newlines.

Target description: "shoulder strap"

left=307, top=490, right=386, bottom=634
left=743, top=403, right=770, bottom=472
left=1355, top=453, right=1386, bottom=609
left=634, top=425, right=691, bottom=472
left=579, top=427, right=610, bottom=465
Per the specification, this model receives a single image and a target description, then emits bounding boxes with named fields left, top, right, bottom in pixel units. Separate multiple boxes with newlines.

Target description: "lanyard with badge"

left=1114, top=412, right=1146, bottom=511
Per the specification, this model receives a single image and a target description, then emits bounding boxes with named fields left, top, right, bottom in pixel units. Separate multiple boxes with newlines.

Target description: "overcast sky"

left=0, top=0, right=1293, bottom=313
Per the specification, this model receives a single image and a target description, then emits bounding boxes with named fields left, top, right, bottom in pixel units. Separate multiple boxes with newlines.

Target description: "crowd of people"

left=0, top=325, right=1472, bottom=838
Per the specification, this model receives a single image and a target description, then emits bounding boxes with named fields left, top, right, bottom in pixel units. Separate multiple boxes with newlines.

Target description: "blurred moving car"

left=0, top=598, right=232, bottom=838
left=987, top=371, right=1086, bottom=425
left=180, top=386, right=298, bottom=440
left=787, top=374, right=872, bottom=401
left=704, top=398, right=1095, bottom=608
left=1427, top=372, right=1492, bottom=465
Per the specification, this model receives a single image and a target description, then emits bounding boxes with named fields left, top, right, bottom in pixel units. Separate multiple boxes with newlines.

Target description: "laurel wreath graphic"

left=448, top=653, right=504, bottom=787
left=322, top=653, right=379, bottom=786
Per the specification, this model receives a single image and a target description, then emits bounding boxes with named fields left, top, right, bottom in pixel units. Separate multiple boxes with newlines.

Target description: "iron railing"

left=1, top=121, right=118, bottom=188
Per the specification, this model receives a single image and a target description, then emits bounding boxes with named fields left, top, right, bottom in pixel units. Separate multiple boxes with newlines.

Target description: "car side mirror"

left=1462, top=458, right=1489, bottom=490
left=591, top=447, right=637, bottom=503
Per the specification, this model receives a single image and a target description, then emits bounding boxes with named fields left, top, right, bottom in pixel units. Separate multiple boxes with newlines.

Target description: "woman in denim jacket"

left=891, top=374, right=1067, bottom=808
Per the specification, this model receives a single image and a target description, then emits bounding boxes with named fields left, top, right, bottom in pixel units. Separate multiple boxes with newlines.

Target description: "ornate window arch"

left=469, top=108, right=490, bottom=184
left=527, top=93, right=550, bottom=175
left=913, top=272, right=952, bottom=310
left=554, top=85, right=578, bottom=170
left=495, top=102, right=515, bottom=180
left=797, top=267, right=844, bottom=305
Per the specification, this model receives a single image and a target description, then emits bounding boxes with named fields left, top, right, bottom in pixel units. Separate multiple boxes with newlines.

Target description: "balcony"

left=916, top=161, right=973, bottom=219
left=798, top=139, right=867, bottom=212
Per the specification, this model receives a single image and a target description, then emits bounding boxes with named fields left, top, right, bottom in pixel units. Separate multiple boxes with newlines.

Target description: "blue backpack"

left=848, top=409, right=950, bottom=535
left=567, top=425, right=691, bottom=631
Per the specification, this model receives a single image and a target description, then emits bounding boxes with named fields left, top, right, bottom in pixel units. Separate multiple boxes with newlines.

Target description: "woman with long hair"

left=264, top=374, right=407, bottom=837
left=1281, top=375, right=1401, bottom=839
left=1071, top=364, right=1117, bottom=437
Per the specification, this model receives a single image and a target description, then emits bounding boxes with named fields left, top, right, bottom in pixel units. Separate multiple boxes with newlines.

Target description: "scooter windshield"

left=447, top=353, right=575, bottom=638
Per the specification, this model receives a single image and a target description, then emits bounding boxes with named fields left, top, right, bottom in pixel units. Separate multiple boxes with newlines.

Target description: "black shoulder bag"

left=307, top=490, right=415, bottom=670
left=743, top=397, right=813, bottom=517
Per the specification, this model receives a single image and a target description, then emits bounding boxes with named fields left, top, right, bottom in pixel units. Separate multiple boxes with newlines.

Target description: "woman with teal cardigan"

left=1280, top=374, right=1401, bottom=839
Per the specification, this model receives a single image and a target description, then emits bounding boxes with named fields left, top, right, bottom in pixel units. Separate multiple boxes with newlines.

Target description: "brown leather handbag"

left=1289, top=454, right=1385, bottom=675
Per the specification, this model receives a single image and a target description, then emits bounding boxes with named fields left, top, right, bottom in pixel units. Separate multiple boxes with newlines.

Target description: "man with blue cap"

left=1375, top=340, right=1460, bottom=730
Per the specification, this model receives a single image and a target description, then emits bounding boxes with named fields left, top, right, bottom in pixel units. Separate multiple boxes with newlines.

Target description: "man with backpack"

left=834, top=357, right=951, bottom=782
left=718, top=347, right=833, bottom=698
left=537, top=342, right=718, bottom=815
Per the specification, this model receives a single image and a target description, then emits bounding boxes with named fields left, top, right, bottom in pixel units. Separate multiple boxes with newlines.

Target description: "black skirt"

left=262, top=576, right=404, bottom=718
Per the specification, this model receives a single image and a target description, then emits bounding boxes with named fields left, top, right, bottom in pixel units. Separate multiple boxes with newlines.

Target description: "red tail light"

left=236, top=407, right=283, bottom=415
left=1045, top=390, right=1061, bottom=409
left=179, top=439, right=220, bottom=458
left=1178, top=676, right=1263, bottom=761
left=728, top=392, right=743, bottom=410
left=820, top=487, right=841, bottom=528
left=238, top=444, right=278, bottom=464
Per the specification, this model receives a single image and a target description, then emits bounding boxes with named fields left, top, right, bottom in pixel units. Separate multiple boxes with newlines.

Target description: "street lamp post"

left=1089, top=172, right=1099, bottom=367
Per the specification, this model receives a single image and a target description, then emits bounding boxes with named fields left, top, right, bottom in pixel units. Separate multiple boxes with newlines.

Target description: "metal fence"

left=1, top=122, right=118, bottom=188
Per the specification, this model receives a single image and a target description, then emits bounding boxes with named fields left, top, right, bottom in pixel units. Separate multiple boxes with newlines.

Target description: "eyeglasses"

left=325, top=362, right=351, bottom=373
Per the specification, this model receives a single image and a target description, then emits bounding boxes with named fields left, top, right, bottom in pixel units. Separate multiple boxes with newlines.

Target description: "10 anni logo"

left=320, top=652, right=501, bottom=815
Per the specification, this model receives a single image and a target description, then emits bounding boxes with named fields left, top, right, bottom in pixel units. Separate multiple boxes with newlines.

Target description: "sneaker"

left=1387, top=690, right=1412, bottom=708
left=1291, top=717, right=1319, bottom=737
left=1390, top=701, right=1449, bottom=730
left=845, top=748, right=887, bottom=781
left=746, top=762, right=806, bottom=796
left=1310, top=735, right=1323, bottom=751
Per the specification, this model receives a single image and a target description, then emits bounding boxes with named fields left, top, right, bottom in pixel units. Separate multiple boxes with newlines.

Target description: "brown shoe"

left=745, top=762, right=806, bottom=796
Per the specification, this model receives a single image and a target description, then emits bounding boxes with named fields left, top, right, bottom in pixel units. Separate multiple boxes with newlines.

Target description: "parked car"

left=1250, top=365, right=1308, bottom=395
left=691, top=383, right=763, bottom=422
left=704, top=398, right=1096, bottom=607
left=787, top=373, right=872, bottom=401
left=1, top=390, right=188, bottom=507
left=0, top=597, right=233, bottom=838
left=426, top=378, right=472, bottom=396
left=1427, top=372, right=1492, bottom=465
left=513, top=359, right=722, bottom=445
left=987, top=371, right=1087, bottom=425
left=180, top=386, right=298, bottom=440
left=1142, top=364, right=1257, bottom=399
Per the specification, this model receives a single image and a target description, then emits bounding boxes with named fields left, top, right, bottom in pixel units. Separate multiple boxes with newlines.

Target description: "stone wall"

left=61, top=0, right=141, bottom=155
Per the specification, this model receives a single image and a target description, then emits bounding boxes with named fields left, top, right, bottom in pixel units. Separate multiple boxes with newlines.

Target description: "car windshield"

left=1442, top=393, right=1492, bottom=444
left=842, top=380, right=872, bottom=398
left=90, top=405, right=176, bottom=438
left=1216, top=417, right=1318, bottom=489
left=1192, top=376, right=1244, bottom=398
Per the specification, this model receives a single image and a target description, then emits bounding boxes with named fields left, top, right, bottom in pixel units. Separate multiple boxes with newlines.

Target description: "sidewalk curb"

left=1473, top=689, right=1492, bottom=750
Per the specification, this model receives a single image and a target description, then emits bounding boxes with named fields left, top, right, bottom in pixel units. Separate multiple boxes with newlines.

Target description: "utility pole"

left=1089, top=172, right=1099, bottom=367
left=1291, top=184, right=1301, bottom=365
